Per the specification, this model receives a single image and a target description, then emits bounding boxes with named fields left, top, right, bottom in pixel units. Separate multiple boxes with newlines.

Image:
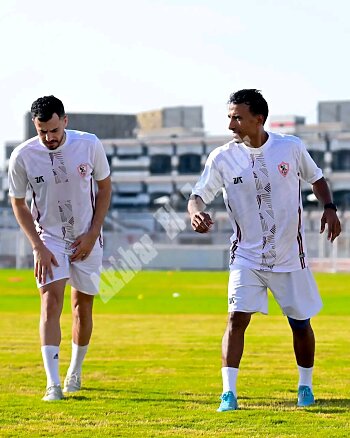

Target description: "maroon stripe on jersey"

left=32, top=188, right=41, bottom=223
left=297, top=231, right=306, bottom=269
left=90, top=177, right=103, bottom=247
left=230, top=220, right=241, bottom=265
left=31, top=189, right=45, bottom=236
left=90, top=178, right=95, bottom=213
left=229, top=239, right=238, bottom=265
left=235, top=220, right=242, bottom=242
left=297, top=185, right=306, bottom=268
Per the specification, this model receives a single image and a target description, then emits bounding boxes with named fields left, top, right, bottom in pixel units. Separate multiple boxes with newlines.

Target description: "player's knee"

left=73, top=303, right=83, bottom=319
left=287, top=316, right=310, bottom=330
left=228, top=312, right=251, bottom=331
left=41, top=295, right=62, bottom=320
left=72, top=303, right=92, bottom=324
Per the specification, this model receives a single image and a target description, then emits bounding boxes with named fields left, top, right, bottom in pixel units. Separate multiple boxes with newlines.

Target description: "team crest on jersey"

left=77, top=163, right=88, bottom=177
left=278, top=161, right=289, bottom=177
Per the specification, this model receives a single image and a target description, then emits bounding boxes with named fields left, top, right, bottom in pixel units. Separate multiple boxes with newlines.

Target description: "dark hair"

left=31, top=95, right=65, bottom=121
left=228, top=89, right=268, bottom=124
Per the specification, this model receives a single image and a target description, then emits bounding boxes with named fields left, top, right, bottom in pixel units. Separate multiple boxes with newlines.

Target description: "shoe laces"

left=221, top=391, right=234, bottom=401
left=68, top=373, right=80, bottom=383
left=299, top=386, right=311, bottom=397
left=45, top=385, right=59, bottom=394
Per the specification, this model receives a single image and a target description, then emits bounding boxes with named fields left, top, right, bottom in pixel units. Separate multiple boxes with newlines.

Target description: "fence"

left=0, top=222, right=349, bottom=272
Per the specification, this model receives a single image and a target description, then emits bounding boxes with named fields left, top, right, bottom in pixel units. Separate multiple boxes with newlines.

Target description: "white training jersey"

left=192, top=132, right=323, bottom=272
left=8, top=130, right=110, bottom=251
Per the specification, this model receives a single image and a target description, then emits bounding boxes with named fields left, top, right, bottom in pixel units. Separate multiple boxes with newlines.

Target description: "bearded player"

left=8, top=95, right=111, bottom=401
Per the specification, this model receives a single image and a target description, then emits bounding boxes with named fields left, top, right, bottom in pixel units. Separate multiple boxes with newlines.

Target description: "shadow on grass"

left=64, top=395, right=91, bottom=401
left=312, top=398, right=350, bottom=412
left=235, top=396, right=350, bottom=411
left=83, top=387, right=124, bottom=393
left=65, top=388, right=350, bottom=411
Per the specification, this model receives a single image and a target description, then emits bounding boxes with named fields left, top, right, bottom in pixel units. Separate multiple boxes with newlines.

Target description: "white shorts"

left=228, top=266, right=322, bottom=320
left=35, top=237, right=103, bottom=295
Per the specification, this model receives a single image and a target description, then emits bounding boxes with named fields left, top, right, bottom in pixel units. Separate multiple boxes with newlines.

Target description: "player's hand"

left=190, top=211, right=214, bottom=233
left=320, top=209, right=341, bottom=242
left=33, top=244, right=59, bottom=284
left=70, top=232, right=97, bottom=262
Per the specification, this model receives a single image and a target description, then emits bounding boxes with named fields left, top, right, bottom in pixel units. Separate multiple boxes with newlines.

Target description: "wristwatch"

left=324, top=202, right=337, bottom=211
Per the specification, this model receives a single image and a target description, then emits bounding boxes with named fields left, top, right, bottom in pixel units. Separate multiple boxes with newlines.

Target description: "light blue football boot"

left=217, top=390, right=238, bottom=412
left=297, top=385, right=315, bottom=407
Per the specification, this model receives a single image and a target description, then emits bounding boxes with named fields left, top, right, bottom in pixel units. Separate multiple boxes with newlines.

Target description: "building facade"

left=1, top=102, right=350, bottom=211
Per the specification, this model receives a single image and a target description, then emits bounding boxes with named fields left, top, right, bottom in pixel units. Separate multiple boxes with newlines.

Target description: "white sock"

left=67, top=342, right=88, bottom=376
left=221, top=367, right=239, bottom=395
left=298, top=365, right=313, bottom=390
left=41, top=345, right=60, bottom=388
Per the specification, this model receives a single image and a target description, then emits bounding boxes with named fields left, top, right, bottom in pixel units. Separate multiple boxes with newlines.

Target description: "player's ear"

left=63, top=115, right=68, bottom=127
left=256, top=114, right=264, bottom=126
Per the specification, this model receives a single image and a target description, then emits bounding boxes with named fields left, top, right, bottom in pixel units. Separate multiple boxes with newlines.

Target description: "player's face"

left=228, top=103, right=264, bottom=145
left=33, top=113, right=68, bottom=150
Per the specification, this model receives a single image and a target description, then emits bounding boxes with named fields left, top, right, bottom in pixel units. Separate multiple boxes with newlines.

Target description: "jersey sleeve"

left=298, top=141, right=323, bottom=184
left=93, top=138, right=111, bottom=181
left=8, top=150, right=28, bottom=198
left=191, top=153, right=224, bottom=204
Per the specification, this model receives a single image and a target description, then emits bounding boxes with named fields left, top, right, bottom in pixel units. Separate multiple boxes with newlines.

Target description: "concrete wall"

left=318, top=101, right=350, bottom=124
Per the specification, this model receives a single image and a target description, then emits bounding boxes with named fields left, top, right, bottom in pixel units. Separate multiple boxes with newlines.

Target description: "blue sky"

left=0, top=0, right=349, bottom=150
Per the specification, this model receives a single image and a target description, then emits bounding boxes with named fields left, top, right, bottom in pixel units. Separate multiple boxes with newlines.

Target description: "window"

left=150, top=155, right=171, bottom=174
left=332, top=150, right=350, bottom=171
left=178, top=154, right=201, bottom=174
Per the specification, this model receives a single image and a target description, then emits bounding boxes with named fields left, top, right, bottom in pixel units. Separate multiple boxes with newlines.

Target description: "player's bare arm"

left=70, top=176, right=112, bottom=261
left=10, top=197, right=59, bottom=283
left=312, top=177, right=341, bottom=242
left=188, top=194, right=214, bottom=233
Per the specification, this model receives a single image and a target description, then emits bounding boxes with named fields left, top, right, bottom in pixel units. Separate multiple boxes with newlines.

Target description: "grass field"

left=0, top=269, right=349, bottom=437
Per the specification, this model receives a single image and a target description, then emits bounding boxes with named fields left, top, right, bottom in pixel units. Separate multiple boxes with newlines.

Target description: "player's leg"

left=268, top=268, right=322, bottom=407
left=222, top=311, right=252, bottom=368
left=70, top=288, right=94, bottom=345
left=218, top=267, right=267, bottom=412
left=288, top=317, right=315, bottom=368
left=63, top=289, right=94, bottom=393
left=35, top=241, right=69, bottom=400
left=39, top=278, right=67, bottom=401
left=287, top=317, right=316, bottom=406
left=64, top=250, right=101, bottom=393
left=218, top=311, right=251, bottom=410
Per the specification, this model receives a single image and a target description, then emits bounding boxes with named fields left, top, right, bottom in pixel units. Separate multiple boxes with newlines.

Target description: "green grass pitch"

left=0, top=269, right=349, bottom=437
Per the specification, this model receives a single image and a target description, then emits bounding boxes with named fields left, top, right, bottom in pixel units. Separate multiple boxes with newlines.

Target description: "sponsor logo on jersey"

left=35, top=176, right=44, bottom=183
left=278, top=162, right=289, bottom=177
left=233, top=176, right=243, bottom=184
left=77, top=163, right=88, bottom=177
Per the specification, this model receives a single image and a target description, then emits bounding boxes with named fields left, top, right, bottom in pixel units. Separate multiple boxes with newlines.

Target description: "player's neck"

left=246, top=130, right=268, bottom=148
left=59, top=131, right=66, bottom=147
